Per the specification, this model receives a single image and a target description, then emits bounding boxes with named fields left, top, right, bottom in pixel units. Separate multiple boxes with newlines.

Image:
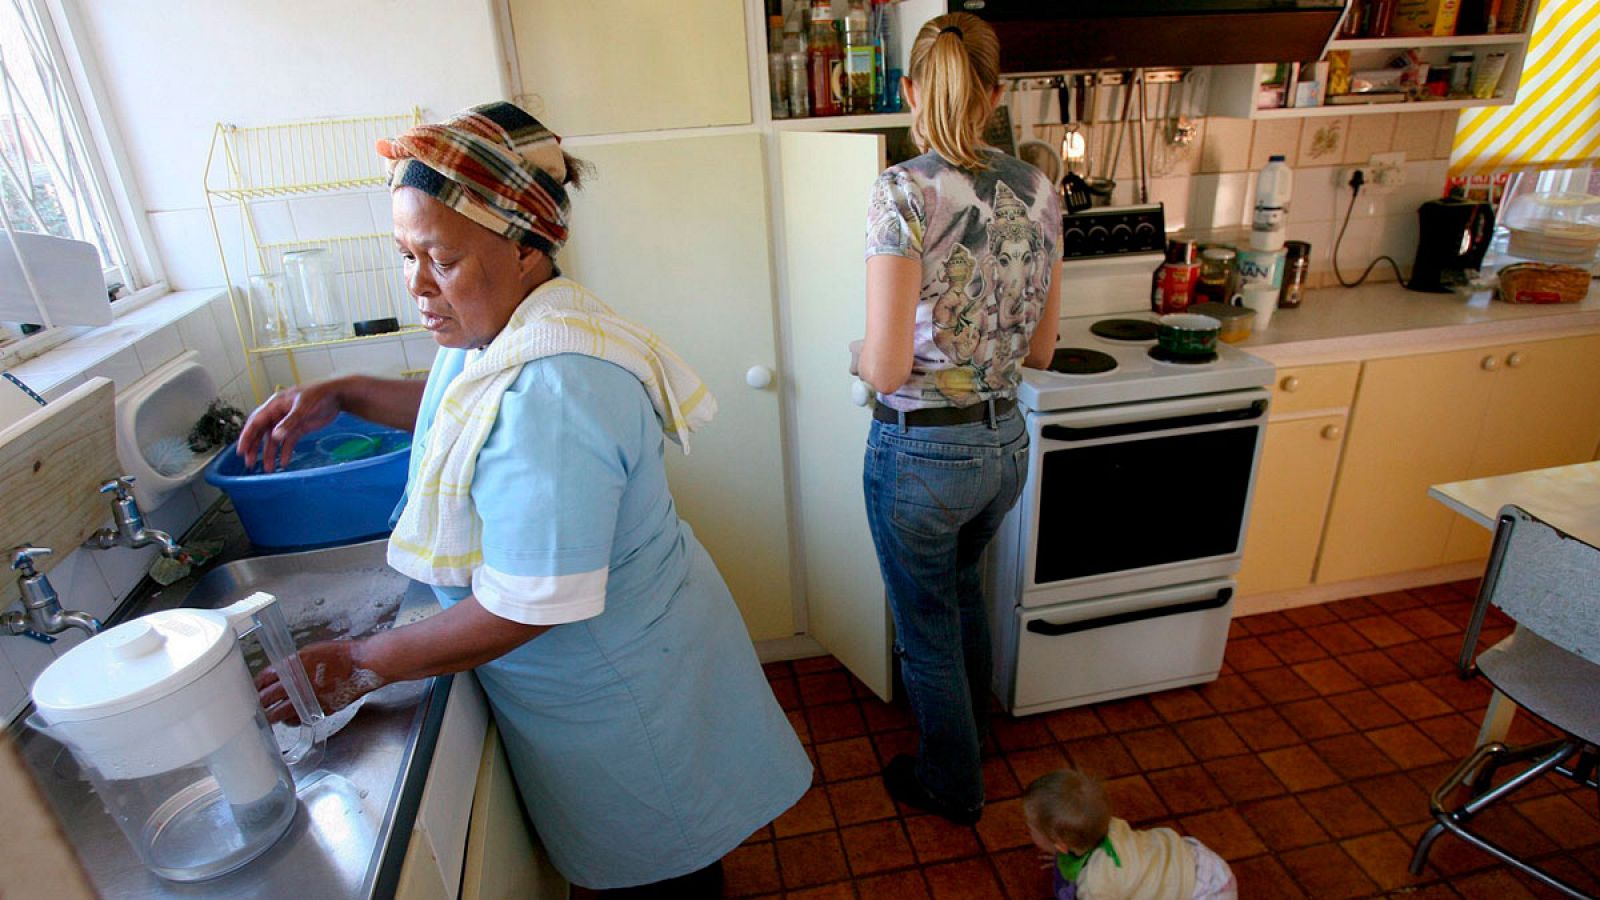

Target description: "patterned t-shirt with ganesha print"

left=865, top=148, right=1062, bottom=411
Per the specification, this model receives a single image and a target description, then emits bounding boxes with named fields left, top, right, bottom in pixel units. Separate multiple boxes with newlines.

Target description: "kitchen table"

left=1428, top=459, right=1600, bottom=745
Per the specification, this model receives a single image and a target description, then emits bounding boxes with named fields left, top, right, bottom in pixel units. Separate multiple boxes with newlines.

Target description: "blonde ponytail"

left=907, top=12, right=1000, bottom=171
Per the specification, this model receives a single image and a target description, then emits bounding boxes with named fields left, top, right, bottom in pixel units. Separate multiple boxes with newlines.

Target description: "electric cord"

left=1333, top=169, right=1410, bottom=289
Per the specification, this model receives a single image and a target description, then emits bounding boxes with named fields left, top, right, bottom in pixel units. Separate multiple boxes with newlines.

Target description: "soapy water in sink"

left=245, top=430, right=410, bottom=474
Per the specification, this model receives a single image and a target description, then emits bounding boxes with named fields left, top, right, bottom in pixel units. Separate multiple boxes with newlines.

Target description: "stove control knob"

left=1110, top=223, right=1133, bottom=249
left=1086, top=226, right=1110, bottom=251
left=1321, top=424, right=1343, bottom=441
left=1063, top=227, right=1087, bottom=256
left=1134, top=221, right=1159, bottom=250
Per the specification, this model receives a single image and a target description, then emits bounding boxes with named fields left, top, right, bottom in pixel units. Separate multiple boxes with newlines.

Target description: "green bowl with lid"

left=1157, top=313, right=1221, bottom=357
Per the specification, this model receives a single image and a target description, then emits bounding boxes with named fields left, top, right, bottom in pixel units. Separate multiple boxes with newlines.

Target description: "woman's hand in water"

left=255, top=639, right=388, bottom=725
left=236, top=379, right=347, bottom=472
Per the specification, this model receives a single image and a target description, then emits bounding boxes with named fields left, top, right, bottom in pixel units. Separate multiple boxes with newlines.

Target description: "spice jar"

left=1196, top=247, right=1236, bottom=306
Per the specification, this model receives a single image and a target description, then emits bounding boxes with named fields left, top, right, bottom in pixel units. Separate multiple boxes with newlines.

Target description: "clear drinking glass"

left=248, top=273, right=294, bottom=347
left=281, top=248, right=345, bottom=341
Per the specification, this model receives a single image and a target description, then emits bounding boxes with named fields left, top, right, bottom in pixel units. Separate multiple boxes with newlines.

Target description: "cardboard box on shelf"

left=1392, top=0, right=1461, bottom=35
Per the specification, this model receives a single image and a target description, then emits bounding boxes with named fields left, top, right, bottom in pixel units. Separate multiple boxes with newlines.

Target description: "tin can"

left=1279, top=240, right=1311, bottom=308
left=1153, top=261, right=1201, bottom=314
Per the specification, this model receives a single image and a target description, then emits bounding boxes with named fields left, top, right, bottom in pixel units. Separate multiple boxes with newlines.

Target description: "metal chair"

left=1410, top=505, right=1600, bottom=899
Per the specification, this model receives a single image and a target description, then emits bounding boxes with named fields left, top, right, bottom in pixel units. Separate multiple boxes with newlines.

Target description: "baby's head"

left=1023, top=769, right=1111, bottom=857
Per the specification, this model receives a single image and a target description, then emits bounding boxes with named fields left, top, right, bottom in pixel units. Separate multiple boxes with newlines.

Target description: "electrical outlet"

left=1368, top=151, right=1407, bottom=193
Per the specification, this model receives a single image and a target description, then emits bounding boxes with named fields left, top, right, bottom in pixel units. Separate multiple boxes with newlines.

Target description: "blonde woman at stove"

left=856, top=11, right=1064, bottom=825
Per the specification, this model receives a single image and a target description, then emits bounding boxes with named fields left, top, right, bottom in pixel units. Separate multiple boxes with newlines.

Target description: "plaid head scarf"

left=377, top=102, right=570, bottom=255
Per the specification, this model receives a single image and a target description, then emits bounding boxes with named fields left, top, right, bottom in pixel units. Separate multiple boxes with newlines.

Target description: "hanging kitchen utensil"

left=1135, top=69, right=1151, bottom=205
left=1059, top=80, right=1093, bottom=213
left=1087, top=74, right=1136, bottom=208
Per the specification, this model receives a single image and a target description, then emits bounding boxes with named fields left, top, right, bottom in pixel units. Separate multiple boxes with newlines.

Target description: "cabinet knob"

left=1321, top=424, right=1343, bottom=441
left=850, top=379, right=872, bottom=407
left=1506, top=351, right=1524, bottom=368
left=1280, top=376, right=1301, bottom=392
left=745, top=365, right=774, bottom=389
left=1480, top=355, right=1499, bottom=371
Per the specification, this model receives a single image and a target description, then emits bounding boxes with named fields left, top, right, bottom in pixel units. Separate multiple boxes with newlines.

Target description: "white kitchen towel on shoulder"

left=388, top=276, right=716, bottom=587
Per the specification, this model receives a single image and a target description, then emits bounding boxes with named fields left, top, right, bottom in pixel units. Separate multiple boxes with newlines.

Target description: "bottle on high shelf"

left=807, top=0, right=844, bottom=116
left=843, top=0, right=876, bottom=114
left=785, top=13, right=811, bottom=118
left=768, top=15, right=790, bottom=118
left=873, top=0, right=903, bottom=113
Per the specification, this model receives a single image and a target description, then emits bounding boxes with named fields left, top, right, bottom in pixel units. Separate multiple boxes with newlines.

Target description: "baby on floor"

left=1023, top=769, right=1238, bottom=900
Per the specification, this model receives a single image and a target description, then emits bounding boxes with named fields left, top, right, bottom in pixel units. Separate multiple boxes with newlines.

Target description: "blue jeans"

left=863, top=408, right=1028, bottom=813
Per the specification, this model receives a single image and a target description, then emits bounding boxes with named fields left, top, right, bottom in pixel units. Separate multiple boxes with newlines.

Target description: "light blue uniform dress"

left=397, top=348, right=811, bottom=889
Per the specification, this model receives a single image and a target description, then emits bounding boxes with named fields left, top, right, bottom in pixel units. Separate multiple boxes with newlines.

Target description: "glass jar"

left=281, top=248, right=345, bottom=341
left=1196, top=247, right=1236, bottom=305
left=248, top=273, right=294, bottom=348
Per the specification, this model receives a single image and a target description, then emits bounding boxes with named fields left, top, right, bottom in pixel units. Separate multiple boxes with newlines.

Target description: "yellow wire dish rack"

left=202, top=109, right=422, bottom=401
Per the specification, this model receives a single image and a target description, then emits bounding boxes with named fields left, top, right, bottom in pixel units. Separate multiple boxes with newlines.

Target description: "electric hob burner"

left=1090, top=318, right=1160, bottom=342
left=1048, top=347, right=1118, bottom=375
left=1148, top=345, right=1218, bottom=365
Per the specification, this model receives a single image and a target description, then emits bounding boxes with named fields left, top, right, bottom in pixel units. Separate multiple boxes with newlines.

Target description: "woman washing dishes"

left=241, top=102, right=809, bottom=896
left=857, top=13, right=1064, bottom=825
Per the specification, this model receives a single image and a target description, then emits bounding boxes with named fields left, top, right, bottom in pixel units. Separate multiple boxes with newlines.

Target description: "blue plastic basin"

left=206, top=413, right=412, bottom=550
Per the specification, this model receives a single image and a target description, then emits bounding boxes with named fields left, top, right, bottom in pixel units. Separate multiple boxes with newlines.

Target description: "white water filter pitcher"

left=28, top=592, right=325, bottom=882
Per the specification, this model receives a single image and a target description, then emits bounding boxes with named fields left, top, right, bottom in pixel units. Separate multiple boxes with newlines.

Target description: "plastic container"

left=1500, top=192, right=1600, bottom=264
left=205, top=413, right=411, bottom=550
left=1188, top=302, right=1253, bottom=343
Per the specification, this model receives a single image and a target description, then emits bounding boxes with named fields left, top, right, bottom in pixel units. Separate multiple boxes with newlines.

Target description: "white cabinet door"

left=507, top=0, right=751, bottom=136
left=778, top=130, right=893, bottom=700
left=559, top=134, right=796, bottom=641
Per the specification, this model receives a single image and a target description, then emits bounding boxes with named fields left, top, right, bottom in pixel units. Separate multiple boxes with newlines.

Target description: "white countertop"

left=1237, top=280, right=1600, bottom=365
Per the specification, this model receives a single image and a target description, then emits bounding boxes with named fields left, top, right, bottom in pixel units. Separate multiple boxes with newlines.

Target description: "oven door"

left=1019, top=388, right=1269, bottom=606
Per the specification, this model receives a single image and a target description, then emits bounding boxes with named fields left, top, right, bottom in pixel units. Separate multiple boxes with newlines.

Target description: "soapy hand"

left=237, top=380, right=345, bottom=473
left=255, top=639, right=387, bottom=725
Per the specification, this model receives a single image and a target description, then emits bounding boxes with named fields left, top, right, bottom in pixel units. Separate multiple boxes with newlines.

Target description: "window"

left=0, top=0, right=153, bottom=354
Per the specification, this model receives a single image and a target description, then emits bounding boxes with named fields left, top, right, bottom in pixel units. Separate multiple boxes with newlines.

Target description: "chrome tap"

left=3, top=546, right=100, bottom=638
left=85, top=476, right=184, bottom=558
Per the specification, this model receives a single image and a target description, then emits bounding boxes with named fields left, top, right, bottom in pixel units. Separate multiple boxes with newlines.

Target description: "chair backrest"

left=1483, top=505, right=1600, bottom=665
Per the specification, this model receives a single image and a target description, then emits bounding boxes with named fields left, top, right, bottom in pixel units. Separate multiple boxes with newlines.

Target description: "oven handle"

left=1025, top=588, right=1233, bottom=637
left=1039, top=394, right=1267, bottom=443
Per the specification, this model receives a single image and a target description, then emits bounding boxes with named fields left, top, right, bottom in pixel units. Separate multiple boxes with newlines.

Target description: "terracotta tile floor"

left=729, top=580, right=1600, bottom=898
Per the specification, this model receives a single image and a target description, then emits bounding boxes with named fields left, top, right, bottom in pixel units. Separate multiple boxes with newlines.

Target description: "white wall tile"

left=1187, top=172, right=1253, bottom=230
left=293, top=348, right=336, bottom=383
left=191, top=478, right=223, bottom=513
left=149, top=206, right=249, bottom=292
left=33, top=550, right=119, bottom=657
left=289, top=194, right=378, bottom=241
left=328, top=339, right=405, bottom=378
left=261, top=352, right=295, bottom=390
left=1329, top=219, right=1379, bottom=282
left=402, top=336, right=438, bottom=373
left=367, top=190, right=394, bottom=232
left=88, top=540, right=159, bottom=606
left=148, top=487, right=202, bottom=540
left=1, top=628, right=57, bottom=705
left=1375, top=212, right=1420, bottom=276
left=1288, top=166, right=1341, bottom=226
left=208, top=293, right=249, bottom=378
left=0, top=660, right=25, bottom=724
left=85, top=346, right=144, bottom=393
left=1284, top=221, right=1336, bottom=274
left=177, top=307, right=232, bottom=382
left=248, top=200, right=296, bottom=244
left=134, top=325, right=185, bottom=373
left=1148, top=177, right=1192, bottom=231
left=39, top=373, right=87, bottom=403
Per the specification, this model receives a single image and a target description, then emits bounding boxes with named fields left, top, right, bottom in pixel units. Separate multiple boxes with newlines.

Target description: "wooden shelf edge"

left=1247, top=96, right=1512, bottom=118
left=1327, top=33, right=1529, bottom=50
left=771, top=113, right=912, bottom=132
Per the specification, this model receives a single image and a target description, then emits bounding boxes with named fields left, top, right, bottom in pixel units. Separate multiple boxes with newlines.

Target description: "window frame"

left=0, top=0, right=168, bottom=363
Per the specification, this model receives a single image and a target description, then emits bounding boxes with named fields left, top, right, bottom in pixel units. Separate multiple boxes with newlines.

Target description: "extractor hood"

left=947, top=1, right=1348, bottom=72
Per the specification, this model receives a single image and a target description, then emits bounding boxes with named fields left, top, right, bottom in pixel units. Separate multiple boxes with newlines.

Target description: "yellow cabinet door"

left=1443, top=334, right=1600, bottom=562
left=1237, top=414, right=1348, bottom=597
left=1318, top=348, right=1495, bottom=583
left=558, top=135, right=795, bottom=641
left=507, top=0, right=751, bottom=136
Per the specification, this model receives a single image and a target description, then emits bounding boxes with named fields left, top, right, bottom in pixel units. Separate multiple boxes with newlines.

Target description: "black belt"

left=873, top=397, right=1016, bottom=427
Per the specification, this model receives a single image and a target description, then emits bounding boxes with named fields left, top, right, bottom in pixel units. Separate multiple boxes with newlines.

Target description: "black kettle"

left=1408, top=198, right=1496, bottom=293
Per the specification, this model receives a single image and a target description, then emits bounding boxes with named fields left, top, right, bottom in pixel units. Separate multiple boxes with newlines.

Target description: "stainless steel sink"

left=12, top=538, right=446, bottom=899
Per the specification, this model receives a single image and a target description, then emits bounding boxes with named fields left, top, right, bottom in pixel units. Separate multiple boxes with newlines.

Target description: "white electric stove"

left=985, top=220, right=1278, bottom=716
